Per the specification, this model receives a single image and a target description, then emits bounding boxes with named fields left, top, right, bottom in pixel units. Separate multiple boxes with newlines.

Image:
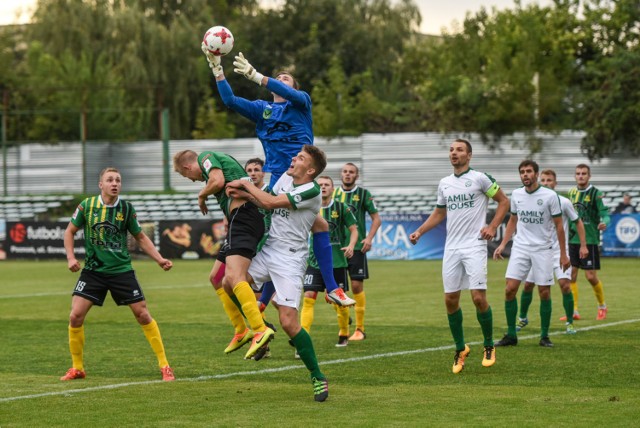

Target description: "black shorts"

left=227, top=202, right=265, bottom=260
left=347, top=250, right=369, bottom=280
left=216, top=239, right=230, bottom=263
left=569, top=243, right=601, bottom=270
left=303, top=266, right=349, bottom=293
left=72, top=269, right=145, bottom=306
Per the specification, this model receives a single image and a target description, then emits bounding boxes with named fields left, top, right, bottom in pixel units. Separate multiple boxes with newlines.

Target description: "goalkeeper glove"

left=201, top=42, right=224, bottom=78
left=233, top=52, right=264, bottom=85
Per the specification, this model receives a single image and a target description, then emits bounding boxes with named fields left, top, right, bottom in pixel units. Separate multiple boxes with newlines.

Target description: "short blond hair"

left=173, top=150, right=198, bottom=172
left=99, top=167, right=120, bottom=180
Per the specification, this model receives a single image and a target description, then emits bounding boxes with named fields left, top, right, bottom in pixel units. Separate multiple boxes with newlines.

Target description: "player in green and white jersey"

left=333, top=163, right=382, bottom=341
left=226, top=145, right=330, bottom=402
left=61, top=167, right=175, bottom=382
left=517, top=169, right=588, bottom=335
left=494, top=160, right=569, bottom=348
left=567, top=164, right=611, bottom=321
left=301, top=176, right=358, bottom=347
left=173, top=150, right=274, bottom=360
left=410, top=139, right=509, bottom=374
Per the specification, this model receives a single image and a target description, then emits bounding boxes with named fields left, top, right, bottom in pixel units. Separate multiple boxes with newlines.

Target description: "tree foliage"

left=0, top=0, right=637, bottom=158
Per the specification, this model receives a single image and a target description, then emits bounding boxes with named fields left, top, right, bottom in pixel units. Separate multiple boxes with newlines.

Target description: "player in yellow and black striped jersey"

left=61, top=167, right=175, bottom=382
left=333, top=163, right=382, bottom=341
left=301, top=176, right=358, bottom=347
left=567, top=164, right=611, bottom=321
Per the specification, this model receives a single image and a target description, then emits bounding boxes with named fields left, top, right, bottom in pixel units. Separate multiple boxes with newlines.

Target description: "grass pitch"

left=1, top=258, right=639, bottom=427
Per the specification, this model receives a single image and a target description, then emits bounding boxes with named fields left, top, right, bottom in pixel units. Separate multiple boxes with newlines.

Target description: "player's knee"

left=69, top=311, right=85, bottom=327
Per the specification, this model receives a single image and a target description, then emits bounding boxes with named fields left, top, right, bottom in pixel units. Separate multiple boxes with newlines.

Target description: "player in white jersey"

left=225, top=144, right=329, bottom=402
left=410, top=139, right=509, bottom=374
left=516, top=169, right=588, bottom=335
left=493, top=160, right=570, bottom=348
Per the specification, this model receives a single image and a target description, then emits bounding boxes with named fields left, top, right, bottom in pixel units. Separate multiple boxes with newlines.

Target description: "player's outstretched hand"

left=233, top=52, right=264, bottom=85
left=158, top=258, right=173, bottom=271
left=201, top=42, right=223, bottom=78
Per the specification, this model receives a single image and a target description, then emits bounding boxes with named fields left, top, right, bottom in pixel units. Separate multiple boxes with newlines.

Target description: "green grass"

left=1, top=259, right=639, bottom=427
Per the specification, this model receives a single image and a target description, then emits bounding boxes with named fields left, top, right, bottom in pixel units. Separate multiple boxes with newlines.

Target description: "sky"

left=0, top=0, right=552, bottom=35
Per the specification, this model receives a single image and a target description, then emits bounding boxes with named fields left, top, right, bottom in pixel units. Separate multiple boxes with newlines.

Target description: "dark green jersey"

left=567, top=185, right=610, bottom=245
left=257, top=183, right=272, bottom=252
left=71, top=196, right=142, bottom=274
left=308, top=200, right=358, bottom=269
left=197, top=151, right=249, bottom=218
left=333, top=185, right=378, bottom=251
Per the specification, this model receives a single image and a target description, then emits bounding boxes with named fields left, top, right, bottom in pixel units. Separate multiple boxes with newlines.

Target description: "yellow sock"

left=232, top=281, right=265, bottom=332
left=216, top=288, right=247, bottom=334
left=570, top=282, right=579, bottom=312
left=335, top=304, right=350, bottom=336
left=592, top=281, right=606, bottom=306
left=301, top=297, right=316, bottom=332
left=353, top=291, right=366, bottom=332
left=141, top=319, right=169, bottom=368
left=68, top=325, right=85, bottom=371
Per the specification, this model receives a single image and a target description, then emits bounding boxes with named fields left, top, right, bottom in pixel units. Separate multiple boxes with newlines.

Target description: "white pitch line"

left=0, top=284, right=207, bottom=300
left=1, top=318, right=638, bottom=403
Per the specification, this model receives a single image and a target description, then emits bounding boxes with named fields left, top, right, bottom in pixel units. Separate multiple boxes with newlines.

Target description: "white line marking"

left=1, top=318, right=638, bottom=403
left=0, top=284, right=207, bottom=300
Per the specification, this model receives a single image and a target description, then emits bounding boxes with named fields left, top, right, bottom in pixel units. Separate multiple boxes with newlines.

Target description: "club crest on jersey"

left=263, top=108, right=272, bottom=119
left=331, top=210, right=339, bottom=219
left=465, top=180, right=472, bottom=187
left=537, top=199, right=543, bottom=205
left=353, top=195, right=360, bottom=202
left=116, top=212, right=124, bottom=221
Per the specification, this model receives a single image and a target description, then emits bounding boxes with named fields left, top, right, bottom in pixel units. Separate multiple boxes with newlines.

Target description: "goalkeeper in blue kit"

left=201, top=45, right=354, bottom=308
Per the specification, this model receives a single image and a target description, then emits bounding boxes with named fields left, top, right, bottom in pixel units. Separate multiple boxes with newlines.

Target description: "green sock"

left=229, top=294, right=246, bottom=318
left=505, top=299, right=518, bottom=337
left=562, top=292, right=574, bottom=323
left=447, top=308, right=465, bottom=351
left=540, top=298, right=552, bottom=338
left=291, top=328, right=324, bottom=380
left=519, top=290, right=533, bottom=319
left=476, top=306, right=493, bottom=347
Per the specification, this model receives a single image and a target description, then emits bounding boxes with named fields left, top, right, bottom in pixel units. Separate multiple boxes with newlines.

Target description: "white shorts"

left=507, top=246, right=554, bottom=286
left=442, top=246, right=488, bottom=293
left=248, top=246, right=307, bottom=309
left=525, top=252, right=571, bottom=284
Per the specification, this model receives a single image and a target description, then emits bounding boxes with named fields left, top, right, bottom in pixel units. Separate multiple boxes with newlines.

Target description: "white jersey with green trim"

left=557, top=194, right=579, bottom=253
left=510, top=185, right=562, bottom=250
left=436, top=168, right=500, bottom=249
left=264, top=173, right=321, bottom=255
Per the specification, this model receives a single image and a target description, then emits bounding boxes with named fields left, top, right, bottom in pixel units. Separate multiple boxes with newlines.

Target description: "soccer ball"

left=203, top=26, right=234, bottom=56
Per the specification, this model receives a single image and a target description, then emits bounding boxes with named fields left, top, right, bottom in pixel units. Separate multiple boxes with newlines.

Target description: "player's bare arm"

left=64, top=222, right=81, bottom=272
left=493, top=214, right=517, bottom=260
left=574, top=218, right=589, bottom=259
left=410, top=207, right=446, bottom=245
left=481, top=189, right=509, bottom=240
left=226, top=179, right=292, bottom=210
left=553, top=216, right=570, bottom=271
left=198, top=168, right=226, bottom=215
left=362, top=212, right=382, bottom=253
left=134, top=231, right=173, bottom=271
left=342, top=224, right=359, bottom=259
